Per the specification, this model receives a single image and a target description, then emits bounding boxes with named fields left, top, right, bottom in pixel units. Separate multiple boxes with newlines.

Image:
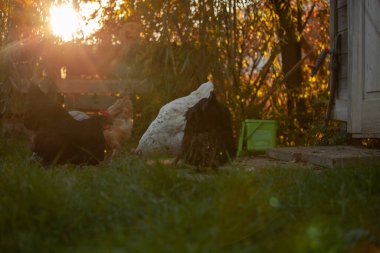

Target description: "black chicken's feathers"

left=181, top=92, right=236, bottom=168
left=24, top=85, right=106, bottom=165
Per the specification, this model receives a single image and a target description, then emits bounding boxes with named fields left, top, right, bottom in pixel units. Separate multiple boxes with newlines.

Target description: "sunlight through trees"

left=0, top=0, right=332, bottom=146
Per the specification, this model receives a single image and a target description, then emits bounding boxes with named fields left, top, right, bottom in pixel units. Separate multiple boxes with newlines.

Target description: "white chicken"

left=135, top=81, right=214, bottom=155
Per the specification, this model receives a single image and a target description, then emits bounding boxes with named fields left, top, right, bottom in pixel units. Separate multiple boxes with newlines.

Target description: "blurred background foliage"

left=0, top=0, right=340, bottom=147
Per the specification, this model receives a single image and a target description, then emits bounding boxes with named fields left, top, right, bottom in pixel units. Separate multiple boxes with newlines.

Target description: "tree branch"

left=300, top=3, right=316, bottom=34
left=250, top=46, right=280, bottom=102
left=258, top=46, right=316, bottom=107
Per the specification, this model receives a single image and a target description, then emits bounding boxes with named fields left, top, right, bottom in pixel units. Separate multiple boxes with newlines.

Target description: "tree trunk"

left=271, top=1, right=304, bottom=116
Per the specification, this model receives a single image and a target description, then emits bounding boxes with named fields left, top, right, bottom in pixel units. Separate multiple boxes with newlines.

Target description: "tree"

left=270, top=1, right=304, bottom=115
left=0, top=0, right=52, bottom=116
left=268, top=0, right=331, bottom=144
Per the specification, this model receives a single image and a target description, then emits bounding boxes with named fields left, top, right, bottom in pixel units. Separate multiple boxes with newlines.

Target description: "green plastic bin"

left=237, top=119, right=278, bottom=156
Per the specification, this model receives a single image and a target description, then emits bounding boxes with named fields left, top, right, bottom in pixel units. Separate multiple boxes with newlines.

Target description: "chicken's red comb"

left=99, top=110, right=112, bottom=120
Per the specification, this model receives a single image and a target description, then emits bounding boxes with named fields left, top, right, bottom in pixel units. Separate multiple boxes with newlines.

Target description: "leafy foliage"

left=123, top=0, right=333, bottom=146
left=0, top=0, right=338, bottom=145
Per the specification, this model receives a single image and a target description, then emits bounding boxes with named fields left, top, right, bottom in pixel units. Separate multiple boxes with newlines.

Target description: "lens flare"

left=49, top=1, right=105, bottom=42
left=50, top=4, right=79, bottom=42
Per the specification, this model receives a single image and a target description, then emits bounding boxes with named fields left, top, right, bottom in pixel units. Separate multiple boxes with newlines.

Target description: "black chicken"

left=24, top=85, right=107, bottom=166
left=181, top=92, right=236, bottom=168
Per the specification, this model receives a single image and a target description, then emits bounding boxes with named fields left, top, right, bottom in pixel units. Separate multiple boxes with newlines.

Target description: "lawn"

left=0, top=139, right=379, bottom=253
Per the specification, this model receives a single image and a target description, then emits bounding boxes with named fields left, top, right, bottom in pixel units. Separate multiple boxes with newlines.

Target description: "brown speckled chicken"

left=103, top=95, right=134, bottom=159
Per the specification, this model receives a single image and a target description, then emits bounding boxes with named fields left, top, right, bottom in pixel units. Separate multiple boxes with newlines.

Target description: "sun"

left=50, top=4, right=80, bottom=42
left=49, top=2, right=103, bottom=42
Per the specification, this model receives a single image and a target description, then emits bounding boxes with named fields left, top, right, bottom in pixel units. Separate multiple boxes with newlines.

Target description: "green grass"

left=0, top=139, right=379, bottom=253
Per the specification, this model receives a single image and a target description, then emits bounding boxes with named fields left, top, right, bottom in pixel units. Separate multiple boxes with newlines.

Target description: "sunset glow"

left=49, top=1, right=104, bottom=42
left=50, top=4, right=80, bottom=41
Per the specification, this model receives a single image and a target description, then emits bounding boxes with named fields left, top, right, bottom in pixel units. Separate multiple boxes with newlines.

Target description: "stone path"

left=266, top=145, right=380, bottom=168
left=145, top=146, right=380, bottom=176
